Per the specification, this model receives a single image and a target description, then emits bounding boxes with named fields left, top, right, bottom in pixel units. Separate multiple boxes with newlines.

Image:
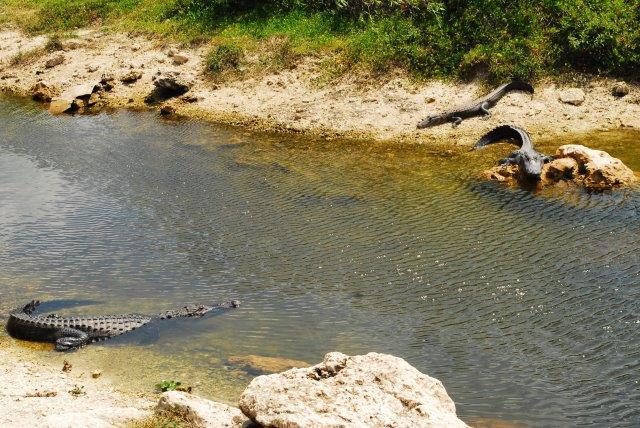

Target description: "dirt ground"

left=0, top=337, right=152, bottom=427
left=1, top=26, right=639, bottom=146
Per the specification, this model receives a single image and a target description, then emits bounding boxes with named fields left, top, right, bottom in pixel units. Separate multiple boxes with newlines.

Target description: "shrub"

left=205, top=44, right=244, bottom=74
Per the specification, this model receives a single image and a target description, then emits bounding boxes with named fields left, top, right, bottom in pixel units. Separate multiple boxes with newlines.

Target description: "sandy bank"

left=1, top=26, right=639, bottom=145
left=0, top=338, right=152, bottom=427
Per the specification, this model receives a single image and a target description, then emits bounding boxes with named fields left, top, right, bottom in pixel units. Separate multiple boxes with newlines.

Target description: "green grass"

left=1, top=0, right=638, bottom=82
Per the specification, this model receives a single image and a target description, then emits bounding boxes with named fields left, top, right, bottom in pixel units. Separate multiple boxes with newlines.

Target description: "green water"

left=1, top=96, right=639, bottom=426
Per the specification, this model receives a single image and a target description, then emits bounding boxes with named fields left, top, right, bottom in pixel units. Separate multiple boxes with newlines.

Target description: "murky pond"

left=1, top=96, right=639, bottom=426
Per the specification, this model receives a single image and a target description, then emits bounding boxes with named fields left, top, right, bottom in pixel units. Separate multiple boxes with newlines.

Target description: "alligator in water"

left=6, top=300, right=240, bottom=351
left=474, top=125, right=552, bottom=180
left=417, top=80, right=534, bottom=128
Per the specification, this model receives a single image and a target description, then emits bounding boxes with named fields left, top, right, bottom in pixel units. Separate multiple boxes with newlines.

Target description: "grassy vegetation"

left=1, top=0, right=638, bottom=81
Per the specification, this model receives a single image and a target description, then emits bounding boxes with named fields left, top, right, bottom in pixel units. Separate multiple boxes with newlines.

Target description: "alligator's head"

left=417, top=115, right=446, bottom=129
left=517, top=151, right=550, bottom=180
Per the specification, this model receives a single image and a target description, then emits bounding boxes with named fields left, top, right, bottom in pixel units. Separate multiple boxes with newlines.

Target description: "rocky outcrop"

left=554, top=144, right=637, bottom=190
left=29, top=81, right=58, bottom=102
left=157, top=391, right=249, bottom=428
left=558, top=88, right=585, bottom=106
left=227, top=354, right=309, bottom=374
left=238, top=352, right=468, bottom=428
left=145, top=72, right=193, bottom=104
left=482, top=144, right=637, bottom=190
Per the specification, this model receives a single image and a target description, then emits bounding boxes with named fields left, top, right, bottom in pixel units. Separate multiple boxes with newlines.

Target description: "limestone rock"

left=228, top=354, right=309, bottom=374
left=238, top=352, right=469, bottom=428
left=172, top=54, right=189, bottom=65
left=559, top=88, right=585, bottom=106
left=45, top=54, right=64, bottom=69
left=49, top=98, right=73, bottom=114
left=30, top=81, right=58, bottom=102
left=145, top=72, right=192, bottom=104
left=542, top=157, right=579, bottom=185
left=62, top=83, right=97, bottom=100
left=612, top=81, right=630, bottom=97
left=120, top=70, right=142, bottom=83
left=556, top=144, right=637, bottom=190
left=157, top=391, right=248, bottom=428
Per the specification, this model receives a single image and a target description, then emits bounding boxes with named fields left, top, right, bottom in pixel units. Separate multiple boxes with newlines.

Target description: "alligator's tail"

left=21, top=300, right=41, bottom=315
left=505, top=78, right=534, bottom=94
left=157, top=300, right=240, bottom=320
left=474, top=125, right=532, bottom=150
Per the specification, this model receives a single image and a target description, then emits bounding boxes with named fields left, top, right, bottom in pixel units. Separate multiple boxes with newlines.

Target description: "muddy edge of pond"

left=1, top=26, right=639, bottom=146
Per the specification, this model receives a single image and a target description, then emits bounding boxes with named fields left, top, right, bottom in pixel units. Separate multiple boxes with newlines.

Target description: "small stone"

left=30, top=81, right=58, bottom=102
left=120, top=70, right=142, bottom=83
left=62, top=360, right=72, bottom=372
left=612, top=81, right=630, bottom=98
left=558, top=88, right=585, bottom=106
left=131, top=44, right=141, bottom=52
left=45, top=54, right=64, bottom=69
left=172, top=54, right=189, bottom=65
left=103, top=82, right=114, bottom=92
left=180, top=94, right=200, bottom=103
left=100, top=74, right=115, bottom=84
left=91, top=370, right=102, bottom=379
left=86, top=65, right=98, bottom=73
left=87, top=92, right=100, bottom=106
left=71, top=99, right=84, bottom=110
left=160, top=105, right=175, bottom=116
left=49, top=98, right=73, bottom=114
left=425, top=96, right=436, bottom=103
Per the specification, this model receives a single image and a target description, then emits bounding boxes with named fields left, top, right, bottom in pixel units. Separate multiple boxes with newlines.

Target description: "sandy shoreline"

left=0, top=337, right=152, bottom=427
left=1, top=26, right=639, bottom=146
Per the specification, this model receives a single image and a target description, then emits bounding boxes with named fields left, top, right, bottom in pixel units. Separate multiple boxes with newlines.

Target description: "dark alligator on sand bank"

left=6, top=300, right=240, bottom=351
left=474, top=125, right=552, bottom=179
left=417, top=80, right=534, bottom=128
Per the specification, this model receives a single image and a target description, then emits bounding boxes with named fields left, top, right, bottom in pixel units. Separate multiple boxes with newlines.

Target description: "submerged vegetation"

left=0, top=0, right=638, bottom=81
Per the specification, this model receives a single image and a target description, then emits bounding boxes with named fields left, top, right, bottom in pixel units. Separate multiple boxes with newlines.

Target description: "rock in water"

left=559, top=88, right=585, bottom=106
left=555, top=144, right=638, bottom=190
left=238, top=352, right=469, bottom=428
left=49, top=98, right=73, bottom=114
left=157, top=391, right=248, bottom=428
left=227, top=354, right=309, bottom=374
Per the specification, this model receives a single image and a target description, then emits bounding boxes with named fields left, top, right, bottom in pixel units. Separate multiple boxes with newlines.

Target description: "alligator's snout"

left=520, top=154, right=546, bottom=180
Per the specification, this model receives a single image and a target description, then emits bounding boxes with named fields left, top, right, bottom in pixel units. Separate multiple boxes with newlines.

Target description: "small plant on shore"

left=44, top=35, right=64, bottom=52
left=8, top=48, right=44, bottom=66
left=155, top=380, right=182, bottom=392
left=68, top=385, right=86, bottom=397
left=204, top=44, right=243, bottom=74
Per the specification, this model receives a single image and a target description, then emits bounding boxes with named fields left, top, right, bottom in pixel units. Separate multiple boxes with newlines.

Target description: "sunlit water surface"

left=1, top=96, right=639, bottom=426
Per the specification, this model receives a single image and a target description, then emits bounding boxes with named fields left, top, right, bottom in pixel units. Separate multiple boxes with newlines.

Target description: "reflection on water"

left=0, top=96, right=639, bottom=426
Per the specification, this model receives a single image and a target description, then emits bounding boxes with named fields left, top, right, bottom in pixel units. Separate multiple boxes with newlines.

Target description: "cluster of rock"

left=482, top=144, right=638, bottom=190
left=558, top=81, right=630, bottom=106
left=155, top=352, right=469, bottom=428
left=28, top=69, right=194, bottom=116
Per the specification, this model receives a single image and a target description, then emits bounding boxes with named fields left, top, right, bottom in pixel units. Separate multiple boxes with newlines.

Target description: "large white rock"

left=239, top=352, right=469, bottom=428
left=556, top=144, right=638, bottom=189
left=157, top=391, right=248, bottom=428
